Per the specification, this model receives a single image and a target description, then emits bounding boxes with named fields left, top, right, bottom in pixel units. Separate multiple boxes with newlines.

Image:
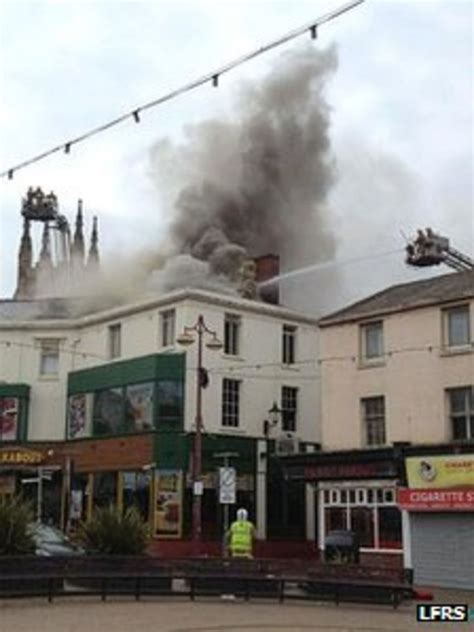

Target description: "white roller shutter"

left=411, top=513, right=474, bottom=589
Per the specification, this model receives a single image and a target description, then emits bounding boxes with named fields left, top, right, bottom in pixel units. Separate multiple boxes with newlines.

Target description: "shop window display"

left=156, top=381, right=183, bottom=426
left=67, top=394, right=92, bottom=439
left=93, top=472, right=117, bottom=509
left=321, top=485, right=401, bottom=551
left=125, top=383, right=154, bottom=432
left=93, top=388, right=124, bottom=436
left=0, top=397, right=19, bottom=441
left=122, top=471, right=151, bottom=521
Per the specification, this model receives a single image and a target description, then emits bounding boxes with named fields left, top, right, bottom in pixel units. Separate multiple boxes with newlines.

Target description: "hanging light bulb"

left=64, top=143, right=71, bottom=154
left=212, top=75, right=219, bottom=87
left=8, top=170, right=13, bottom=180
left=133, top=110, right=141, bottom=123
left=310, top=25, right=318, bottom=39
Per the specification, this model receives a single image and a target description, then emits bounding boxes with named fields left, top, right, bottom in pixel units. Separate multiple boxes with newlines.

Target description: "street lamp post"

left=177, top=315, right=223, bottom=551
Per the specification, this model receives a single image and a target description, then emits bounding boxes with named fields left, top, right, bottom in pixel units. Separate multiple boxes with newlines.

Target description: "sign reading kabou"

left=0, top=447, right=45, bottom=465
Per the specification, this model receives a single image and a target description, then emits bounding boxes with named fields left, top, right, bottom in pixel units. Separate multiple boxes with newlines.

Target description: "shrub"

left=79, top=505, right=150, bottom=555
left=0, top=495, right=35, bottom=555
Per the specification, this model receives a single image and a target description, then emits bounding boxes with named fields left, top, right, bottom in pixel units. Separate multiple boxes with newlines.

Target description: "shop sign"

left=0, top=447, right=44, bottom=465
left=304, top=461, right=397, bottom=481
left=406, top=454, right=474, bottom=489
left=398, top=487, right=474, bottom=511
left=154, top=470, right=183, bottom=539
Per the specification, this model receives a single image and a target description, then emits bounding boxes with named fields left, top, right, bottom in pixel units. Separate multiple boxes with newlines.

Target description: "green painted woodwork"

left=0, top=383, right=30, bottom=398
left=68, top=353, right=185, bottom=394
left=153, top=432, right=257, bottom=473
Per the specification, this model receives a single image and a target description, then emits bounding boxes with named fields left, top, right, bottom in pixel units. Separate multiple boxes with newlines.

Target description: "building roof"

left=0, top=287, right=319, bottom=328
left=318, top=270, right=474, bottom=326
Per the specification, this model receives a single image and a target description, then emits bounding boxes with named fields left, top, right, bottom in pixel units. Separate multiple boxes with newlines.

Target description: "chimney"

left=254, top=254, right=280, bottom=305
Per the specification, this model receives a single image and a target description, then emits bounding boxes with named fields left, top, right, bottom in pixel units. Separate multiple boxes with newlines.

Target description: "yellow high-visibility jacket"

left=229, top=519, right=254, bottom=557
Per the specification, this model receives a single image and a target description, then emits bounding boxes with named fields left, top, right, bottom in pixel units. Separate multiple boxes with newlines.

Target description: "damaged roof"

left=319, top=270, right=474, bottom=326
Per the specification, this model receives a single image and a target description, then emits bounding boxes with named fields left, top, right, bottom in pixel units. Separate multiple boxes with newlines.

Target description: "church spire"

left=87, top=216, right=100, bottom=269
left=70, top=198, right=85, bottom=266
left=14, top=217, right=34, bottom=299
left=38, top=222, right=52, bottom=268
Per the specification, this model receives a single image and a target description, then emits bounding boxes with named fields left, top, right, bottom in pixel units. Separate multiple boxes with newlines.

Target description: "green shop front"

left=64, top=353, right=257, bottom=546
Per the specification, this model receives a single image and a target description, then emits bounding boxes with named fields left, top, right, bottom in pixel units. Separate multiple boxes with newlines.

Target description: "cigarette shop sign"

left=0, top=447, right=45, bottom=466
left=398, top=487, right=474, bottom=511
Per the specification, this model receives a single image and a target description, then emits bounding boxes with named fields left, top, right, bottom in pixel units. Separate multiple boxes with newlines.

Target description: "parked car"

left=32, top=523, right=84, bottom=557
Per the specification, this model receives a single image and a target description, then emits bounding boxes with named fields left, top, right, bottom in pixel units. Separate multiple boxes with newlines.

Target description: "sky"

left=0, top=0, right=472, bottom=313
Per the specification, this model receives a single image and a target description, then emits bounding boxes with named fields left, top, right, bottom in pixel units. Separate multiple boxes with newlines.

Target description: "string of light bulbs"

left=0, top=0, right=365, bottom=181
left=1, top=337, right=466, bottom=371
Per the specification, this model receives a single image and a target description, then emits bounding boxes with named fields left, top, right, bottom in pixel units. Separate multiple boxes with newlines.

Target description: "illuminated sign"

left=406, top=454, right=474, bottom=489
left=0, top=447, right=45, bottom=465
left=398, top=487, right=474, bottom=511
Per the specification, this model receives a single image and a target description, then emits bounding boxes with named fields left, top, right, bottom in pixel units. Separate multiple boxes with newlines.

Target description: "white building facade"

left=0, top=289, right=320, bottom=553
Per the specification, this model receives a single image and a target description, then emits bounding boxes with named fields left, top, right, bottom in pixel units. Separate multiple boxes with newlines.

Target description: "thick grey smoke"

left=149, top=45, right=339, bottom=291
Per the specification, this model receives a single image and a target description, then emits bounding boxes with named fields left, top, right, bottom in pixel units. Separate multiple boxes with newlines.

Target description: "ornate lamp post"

left=177, top=315, right=223, bottom=550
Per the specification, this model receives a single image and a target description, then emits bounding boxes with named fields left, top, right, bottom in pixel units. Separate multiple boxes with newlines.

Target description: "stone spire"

left=87, top=216, right=100, bottom=269
left=70, top=199, right=85, bottom=266
left=14, top=218, right=35, bottom=299
left=35, top=222, right=55, bottom=296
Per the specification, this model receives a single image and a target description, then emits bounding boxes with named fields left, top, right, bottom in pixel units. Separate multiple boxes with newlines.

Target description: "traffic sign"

left=219, top=467, right=236, bottom=504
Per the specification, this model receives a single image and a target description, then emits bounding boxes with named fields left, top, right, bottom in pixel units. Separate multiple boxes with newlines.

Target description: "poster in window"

left=0, top=397, right=19, bottom=441
left=68, top=393, right=92, bottom=439
left=93, top=388, right=124, bottom=436
left=125, top=383, right=154, bottom=432
left=156, top=381, right=183, bottom=425
left=154, top=470, right=182, bottom=538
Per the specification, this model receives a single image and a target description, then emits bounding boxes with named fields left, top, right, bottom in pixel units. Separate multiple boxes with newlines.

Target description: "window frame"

left=221, top=378, right=241, bottom=428
left=159, top=309, right=176, bottom=348
left=282, top=324, right=297, bottom=365
left=38, top=338, right=60, bottom=377
left=281, top=385, right=298, bottom=432
left=447, top=386, right=474, bottom=441
left=361, top=396, right=386, bottom=447
left=443, top=304, right=471, bottom=350
left=224, top=313, right=241, bottom=356
left=108, top=323, right=122, bottom=360
left=360, top=321, right=384, bottom=365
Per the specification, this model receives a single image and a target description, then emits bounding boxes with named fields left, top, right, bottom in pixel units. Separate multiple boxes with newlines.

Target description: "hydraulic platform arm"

left=405, top=228, right=474, bottom=272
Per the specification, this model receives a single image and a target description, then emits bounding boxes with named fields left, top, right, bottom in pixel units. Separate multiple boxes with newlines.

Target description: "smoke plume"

left=148, top=45, right=338, bottom=292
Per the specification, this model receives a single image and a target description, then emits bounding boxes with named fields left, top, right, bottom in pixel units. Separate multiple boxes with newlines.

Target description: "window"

left=360, top=321, right=384, bottom=362
left=160, top=309, right=175, bottom=347
left=222, top=378, right=240, bottom=427
left=448, top=386, right=474, bottom=440
left=108, top=323, right=121, bottom=359
left=362, top=396, right=386, bottom=446
left=156, top=380, right=184, bottom=426
left=39, top=339, right=59, bottom=376
left=93, top=388, right=124, bottom=436
left=224, top=314, right=240, bottom=355
left=444, top=305, right=470, bottom=348
left=281, top=386, right=298, bottom=432
left=282, top=325, right=296, bottom=365
left=0, top=397, right=19, bottom=441
left=321, top=485, right=401, bottom=550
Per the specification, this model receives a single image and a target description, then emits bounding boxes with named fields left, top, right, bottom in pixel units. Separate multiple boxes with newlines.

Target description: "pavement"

left=0, top=589, right=472, bottom=632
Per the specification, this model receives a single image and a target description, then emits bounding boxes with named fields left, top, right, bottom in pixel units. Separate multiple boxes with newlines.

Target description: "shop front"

left=281, top=448, right=404, bottom=566
left=399, top=453, right=474, bottom=589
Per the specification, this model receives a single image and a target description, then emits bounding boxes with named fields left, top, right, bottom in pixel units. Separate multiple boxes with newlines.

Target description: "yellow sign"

left=154, top=470, right=183, bottom=539
left=406, top=454, right=474, bottom=489
left=0, top=447, right=44, bottom=466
